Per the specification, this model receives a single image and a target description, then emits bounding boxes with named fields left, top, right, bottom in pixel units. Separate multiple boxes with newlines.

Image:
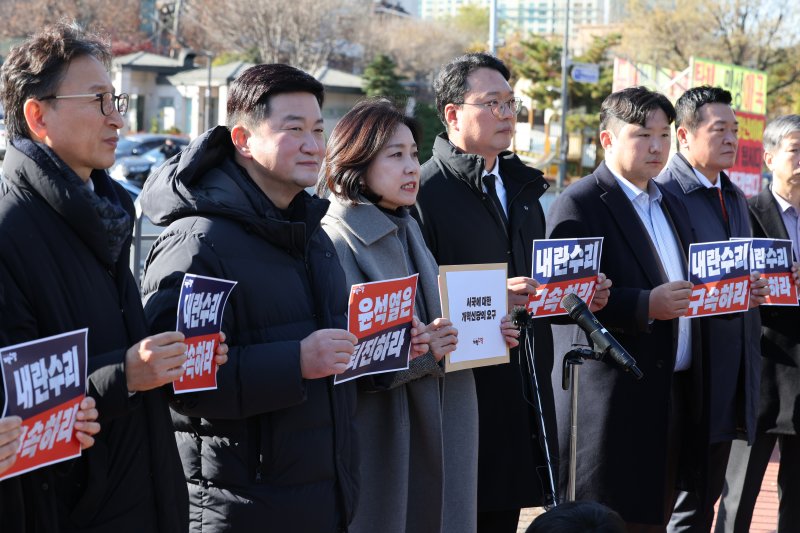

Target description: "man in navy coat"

left=656, top=86, right=770, bottom=532
left=547, top=86, right=695, bottom=533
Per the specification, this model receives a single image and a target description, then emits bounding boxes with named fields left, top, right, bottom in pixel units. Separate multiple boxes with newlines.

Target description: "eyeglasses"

left=457, top=97, right=523, bottom=119
left=39, top=92, right=129, bottom=117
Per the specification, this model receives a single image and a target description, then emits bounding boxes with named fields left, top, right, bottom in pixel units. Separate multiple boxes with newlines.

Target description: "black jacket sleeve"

left=142, top=229, right=308, bottom=419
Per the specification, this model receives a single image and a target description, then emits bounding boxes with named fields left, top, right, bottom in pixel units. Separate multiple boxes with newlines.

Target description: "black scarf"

left=13, top=138, right=132, bottom=264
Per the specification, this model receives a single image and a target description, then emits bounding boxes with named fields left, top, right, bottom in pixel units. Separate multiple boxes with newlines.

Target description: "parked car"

left=115, top=133, right=188, bottom=158
left=110, top=139, right=188, bottom=187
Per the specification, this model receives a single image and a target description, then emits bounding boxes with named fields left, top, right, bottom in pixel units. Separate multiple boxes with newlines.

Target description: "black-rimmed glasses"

left=39, top=92, right=129, bottom=117
left=457, top=97, right=523, bottom=118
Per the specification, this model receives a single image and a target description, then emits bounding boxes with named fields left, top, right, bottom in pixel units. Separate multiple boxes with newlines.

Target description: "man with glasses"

left=715, top=115, right=800, bottom=533
left=413, top=52, right=609, bottom=533
left=0, top=22, right=226, bottom=532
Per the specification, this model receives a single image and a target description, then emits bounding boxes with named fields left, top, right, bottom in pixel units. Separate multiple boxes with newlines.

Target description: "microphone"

left=561, top=293, right=643, bottom=380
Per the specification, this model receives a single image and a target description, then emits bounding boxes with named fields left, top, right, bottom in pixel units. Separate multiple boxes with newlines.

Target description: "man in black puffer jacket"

left=140, top=64, right=359, bottom=532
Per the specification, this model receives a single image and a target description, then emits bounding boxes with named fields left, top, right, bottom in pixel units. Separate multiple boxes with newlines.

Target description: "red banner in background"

left=728, top=112, right=765, bottom=198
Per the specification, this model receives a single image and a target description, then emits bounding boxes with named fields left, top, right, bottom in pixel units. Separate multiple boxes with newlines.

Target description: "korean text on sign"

left=174, top=273, right=237, bottom=394
left=749, top=238, right=797, bottom=306
left=687, top=240, right=751, bottom=317
left=0, top=328, right=88, bottom=481
left=528, top=237, right=603, bottom=317
left=335, top=274, right=418, bottom=385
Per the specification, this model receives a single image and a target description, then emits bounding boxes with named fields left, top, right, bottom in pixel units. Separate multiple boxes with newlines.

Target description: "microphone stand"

left=513, top=309, right=559, bottom=508
left=561, top=340, right=641, bottom=501
left=561, top=346, right=602, bottom=502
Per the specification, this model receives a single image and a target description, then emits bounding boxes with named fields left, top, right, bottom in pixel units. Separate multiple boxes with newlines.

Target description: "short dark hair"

left=599, top=86, right=676, bottom=133
left=526, top=501, right=626, bottom=533
left=317, top=98, right=419, bottom=204
left=675, top=85, right=732, bottom=133
left=0, top=21, right=111, bottom=140
left=763, top=114, right=800, bottom=153
left=433, top=52, right=510, bottom=126
left=226, top=64, right=325, bottom=129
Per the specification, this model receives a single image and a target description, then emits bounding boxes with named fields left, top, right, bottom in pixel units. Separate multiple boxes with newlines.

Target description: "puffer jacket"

left=140, top=126, right=358, bottom=532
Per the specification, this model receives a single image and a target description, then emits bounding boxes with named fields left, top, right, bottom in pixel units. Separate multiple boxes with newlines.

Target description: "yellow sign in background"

left=691, top=58, right=768, bottom=115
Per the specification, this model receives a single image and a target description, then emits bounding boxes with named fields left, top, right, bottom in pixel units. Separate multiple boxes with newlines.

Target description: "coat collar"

left=665, top=152, right=735, bottom=195
left=2, top=141, right=127, bottom=267
left=140, top=127, right=329, bottom=257
left=325, top=195, right=397, bottom=247
left=430, top=132, right=548, bottom=201
left=749, top=186, right=790, bottom=240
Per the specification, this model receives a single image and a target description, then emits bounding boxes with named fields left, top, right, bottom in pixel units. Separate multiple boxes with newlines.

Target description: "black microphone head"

left=511, top=306, right=531, bottom=327
left=561, top=292, right=586, bottom=318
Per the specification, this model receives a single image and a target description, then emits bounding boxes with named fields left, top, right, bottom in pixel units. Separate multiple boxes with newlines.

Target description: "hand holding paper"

left=589, top=273, right=612, bottom=313
left=500, top=315, right=520, bottom=348
left=214, top=331, right=229, bottom=368
left=409, top=317, right=431, bottom=360
left=300, top=329, right=357, bottom=379
left=0, top=416, right=22, bottom=475
left=507, top=277, right=538, bottom=310
left=125, top=331, right=188, bottom=392
left=749, top=271, right=770, bottom=308
left=649, top=281, right=694, bottom=320
left=73, top=396, right=100, bottom=450
left=427, top=318, right=458, bottom=361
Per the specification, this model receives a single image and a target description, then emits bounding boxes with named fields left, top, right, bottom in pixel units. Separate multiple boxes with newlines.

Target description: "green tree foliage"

left=413, top=102, right=443, bottom=164
left=510, top=33, right=619, bottom=131
left=363, top=54, right=407, bottom=104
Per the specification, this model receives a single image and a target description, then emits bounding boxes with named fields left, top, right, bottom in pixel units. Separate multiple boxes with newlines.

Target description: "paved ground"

left=516, top=444, right=781, bottom=532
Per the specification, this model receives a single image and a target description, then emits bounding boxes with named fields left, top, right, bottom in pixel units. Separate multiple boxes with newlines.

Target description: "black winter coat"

left=412, top=133, right=556, bottom=511
left=748, top=187, right=800, bottom=436
left=546, top=163, right=696, bottom=524
left=0, top=142, right=187, bottom=533
left=140, top=126, right=358, bottom=533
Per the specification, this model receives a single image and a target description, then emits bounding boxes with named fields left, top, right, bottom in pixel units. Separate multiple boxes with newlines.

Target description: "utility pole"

left=557, top=0, right=571, bottom=193
left=489, top=0, right=498, bottom=54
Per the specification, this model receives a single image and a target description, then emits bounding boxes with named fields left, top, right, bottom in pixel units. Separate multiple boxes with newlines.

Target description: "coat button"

left=325, top=251, right=332, bottom=258
left=655, top=360, right=664, bottom=369
left=42, top=483, right=49, bottom=490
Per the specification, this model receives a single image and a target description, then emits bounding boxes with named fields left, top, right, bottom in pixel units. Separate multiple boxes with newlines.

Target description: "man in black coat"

left=0, top=22, right=221, bottom=532
left=547, top=87, right=695, bottom=532
left=656, top=86, right=770, bottom=532
left=715, top=114, right=800, bottom=532
left=413, top=52, right=609, bottom=532
left=140, top=64, right=359, bottom=533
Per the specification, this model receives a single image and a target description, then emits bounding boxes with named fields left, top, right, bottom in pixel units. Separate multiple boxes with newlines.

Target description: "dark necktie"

left=482, top=174, right=508, bottom=228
